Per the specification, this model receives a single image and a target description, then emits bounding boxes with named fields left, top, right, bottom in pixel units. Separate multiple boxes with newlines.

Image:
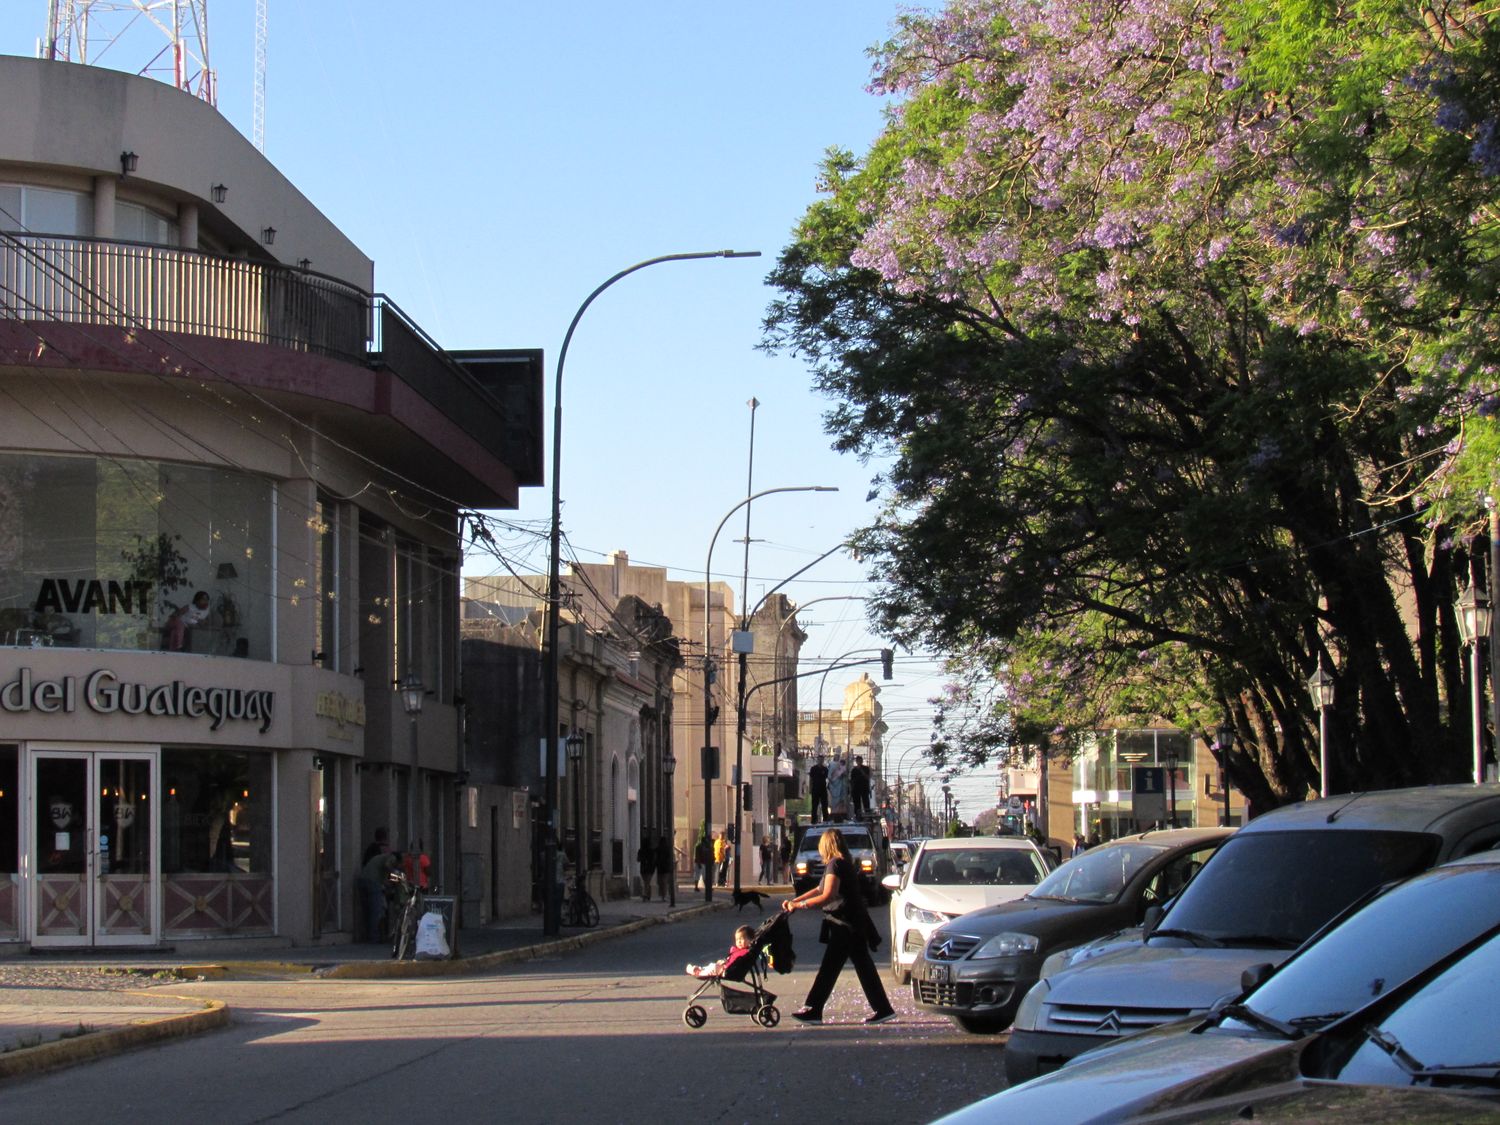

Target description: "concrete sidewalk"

left=0, top=884, right=755, bottom=1080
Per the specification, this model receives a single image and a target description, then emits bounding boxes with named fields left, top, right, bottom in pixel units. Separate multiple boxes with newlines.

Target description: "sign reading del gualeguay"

left=0, top=667, right=275, bottom=733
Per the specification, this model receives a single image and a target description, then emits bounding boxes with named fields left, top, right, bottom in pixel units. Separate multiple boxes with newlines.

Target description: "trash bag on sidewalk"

left=415, top=910, right=450, bottom=959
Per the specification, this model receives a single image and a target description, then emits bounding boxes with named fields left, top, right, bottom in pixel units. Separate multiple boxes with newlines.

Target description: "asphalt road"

left=0, top=905, right=1011, bottom=1125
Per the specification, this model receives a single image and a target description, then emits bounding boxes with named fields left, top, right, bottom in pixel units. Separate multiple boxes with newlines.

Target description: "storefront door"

left=29, top=746, right=158, bottom=947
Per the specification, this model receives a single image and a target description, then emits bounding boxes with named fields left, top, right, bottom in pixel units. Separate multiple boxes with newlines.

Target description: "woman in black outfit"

left=781, top=828, right=896, bottom=1025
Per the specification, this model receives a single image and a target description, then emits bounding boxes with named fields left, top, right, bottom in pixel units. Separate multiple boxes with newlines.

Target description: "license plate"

left=921, top=962, right=950, bottom=984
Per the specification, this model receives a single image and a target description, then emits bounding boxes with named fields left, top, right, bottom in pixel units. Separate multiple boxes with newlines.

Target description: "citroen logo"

left=1094, top=1010, right=1124, bottom=1034
left=934, top=939, right=957, bottom=960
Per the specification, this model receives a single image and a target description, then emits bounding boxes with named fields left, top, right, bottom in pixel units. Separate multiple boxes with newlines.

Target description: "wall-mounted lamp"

left=298, top=258, right=312, bottom=271
left=120, top=151, right=139, bottom=176
left=261, top=226, right=277, bottom=245
left=211, top=183, right=227, bottom=203
left=312, top=755, right=326, bottom=771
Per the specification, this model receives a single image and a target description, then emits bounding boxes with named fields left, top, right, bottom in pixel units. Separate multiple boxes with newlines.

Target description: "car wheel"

left=890, top=948, right=910, bottom=986
left=950, top=1012, right=1010, bottom=1035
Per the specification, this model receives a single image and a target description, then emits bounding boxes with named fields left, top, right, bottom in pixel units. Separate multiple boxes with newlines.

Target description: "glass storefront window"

left=0, top=453, right=273, bottom=658
left=161, top=748, right=273, bottom=874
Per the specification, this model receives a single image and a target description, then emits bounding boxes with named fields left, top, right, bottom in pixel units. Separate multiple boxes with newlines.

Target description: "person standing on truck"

left=809, top=754, right=830, bottom=822
left=850, top=756, right=872, bottom=817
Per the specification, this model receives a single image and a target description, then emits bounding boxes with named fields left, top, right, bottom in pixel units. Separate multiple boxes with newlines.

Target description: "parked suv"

left=792, top=820, right=887, bottom=900
left=1003, top=784, right=1500, bottom=1085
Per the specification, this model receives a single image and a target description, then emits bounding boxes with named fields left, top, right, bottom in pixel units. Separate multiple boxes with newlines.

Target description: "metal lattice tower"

left=252, top=0, right=266, bottom=150
left=41, top=1, right=216, bottom=106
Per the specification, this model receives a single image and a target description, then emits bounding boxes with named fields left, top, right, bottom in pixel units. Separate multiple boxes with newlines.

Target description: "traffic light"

left=742, top=782, right=753, bottom=812
left=880, top=647, right=894, bottom=680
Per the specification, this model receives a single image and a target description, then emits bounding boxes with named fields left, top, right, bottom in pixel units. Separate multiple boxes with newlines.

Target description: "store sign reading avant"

left=0, top=667, right=275, bottom=733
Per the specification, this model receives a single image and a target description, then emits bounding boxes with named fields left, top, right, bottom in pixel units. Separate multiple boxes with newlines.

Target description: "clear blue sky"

left=1, top=1, right=1001, bottom=816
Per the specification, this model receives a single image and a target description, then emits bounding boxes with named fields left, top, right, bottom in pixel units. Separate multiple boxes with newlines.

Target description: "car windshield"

left=1030, top=843, right=1168, bottom=903
left=1327, top=929, right=1500, bottom=1086
left=1161, top=829, right=1435, bottom=947
left=915, top=848, right=1045, bottom=886
left=1227, top=864, right=1500, bottom=1034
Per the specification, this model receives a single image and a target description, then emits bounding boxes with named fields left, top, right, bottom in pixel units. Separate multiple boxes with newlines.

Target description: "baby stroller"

left=682, top=911, right=796, bottom=1029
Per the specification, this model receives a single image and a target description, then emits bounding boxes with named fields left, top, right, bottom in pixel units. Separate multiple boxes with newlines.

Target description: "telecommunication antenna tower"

left=40, top=1, right=216, bottom=106
left=252, top=0, right=266, bottom=151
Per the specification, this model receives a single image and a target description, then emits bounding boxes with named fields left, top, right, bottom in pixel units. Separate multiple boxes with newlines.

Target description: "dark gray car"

left=912, top=827, right=1232, bottom=1033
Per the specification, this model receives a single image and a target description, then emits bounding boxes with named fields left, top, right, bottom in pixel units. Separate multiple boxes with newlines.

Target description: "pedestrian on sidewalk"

left=780, top=828, right=895, bottom=1025
left=637, top=836, right=656, bottom=901
left=694, top=834, right=714, bottom=891
left=759, top=838, right=774, bottom=883
left=655, top=834, right=673, bottom=899
left=716, top=832, right=733, bottom=887
left=358, top=834, right=396, bottom=943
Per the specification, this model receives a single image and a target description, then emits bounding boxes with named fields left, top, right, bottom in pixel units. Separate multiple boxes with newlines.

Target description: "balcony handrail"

left=0, top=229, right=372, bottom=363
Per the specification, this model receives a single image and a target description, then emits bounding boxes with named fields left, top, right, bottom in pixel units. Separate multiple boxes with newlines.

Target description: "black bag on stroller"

left=682, top=912, right=796, bottom=1029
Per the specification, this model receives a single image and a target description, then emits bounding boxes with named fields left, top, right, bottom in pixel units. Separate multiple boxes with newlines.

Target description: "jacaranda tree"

left=766, top=0, right=1499, bottom=808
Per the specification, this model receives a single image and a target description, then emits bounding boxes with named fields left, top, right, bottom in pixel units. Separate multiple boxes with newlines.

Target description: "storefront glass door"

left=30, top=748, right=158, bottom=947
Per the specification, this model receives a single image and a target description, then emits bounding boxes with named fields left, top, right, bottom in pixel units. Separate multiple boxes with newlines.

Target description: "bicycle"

left=387, top=868, right=425, bottom=959
left=562, top=872, right=599, bottom=928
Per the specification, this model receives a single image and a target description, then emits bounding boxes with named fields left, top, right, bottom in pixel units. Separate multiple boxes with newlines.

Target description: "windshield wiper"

left=1219, top=1003, right=1302, bottom=1039
left=1289, top=1011, right=1347, bottom=1030
left=1148, top=928, right=1224, bottom=948
left=1211, top=934, right=1300, bottom=950
left=1364, top=1025, right=1428, bottom=1076
left=1365, top=1027, right=1500, bottom=1087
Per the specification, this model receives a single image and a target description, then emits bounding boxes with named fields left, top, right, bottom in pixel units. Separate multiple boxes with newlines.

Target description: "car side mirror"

left=881, top=873, right=900, bottom=891
left=1142, top=904, right=1163, bottom=938
left=1240, top=962, right=1275, bottom=993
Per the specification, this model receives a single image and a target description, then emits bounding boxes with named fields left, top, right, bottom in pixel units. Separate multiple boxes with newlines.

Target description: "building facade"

left=0, top=56, right=540, bottom=949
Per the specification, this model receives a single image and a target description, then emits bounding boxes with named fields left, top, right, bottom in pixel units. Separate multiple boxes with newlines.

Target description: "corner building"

left=0, top=57, right=541, bottom=949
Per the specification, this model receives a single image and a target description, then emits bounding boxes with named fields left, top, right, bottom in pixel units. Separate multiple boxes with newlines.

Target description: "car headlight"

left=971, top=931, right=1040, bottom=959
left=904, top=901, right=947, bottom=925
left=1012, top=975, right=1051, bottom=1031
left=794, top=861, right=809, bottom=875
left=860, top=858, right=874, bottom=873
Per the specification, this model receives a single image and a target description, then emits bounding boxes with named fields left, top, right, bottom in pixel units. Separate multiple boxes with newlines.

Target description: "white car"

left=884, top=836, right=1051, bottom=984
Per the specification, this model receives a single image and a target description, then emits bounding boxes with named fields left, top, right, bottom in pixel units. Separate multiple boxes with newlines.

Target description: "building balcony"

left=0, top=232, right=542, bottom=504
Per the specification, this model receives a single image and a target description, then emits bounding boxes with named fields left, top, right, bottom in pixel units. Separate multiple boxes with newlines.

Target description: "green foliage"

left=767, top=0, right=1499, bottom=806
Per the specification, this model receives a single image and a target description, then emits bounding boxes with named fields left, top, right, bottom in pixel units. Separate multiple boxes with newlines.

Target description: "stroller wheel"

left=683, top=1005, right=708, bottom=1029
left=755, top=1004, right=781, bottom=1028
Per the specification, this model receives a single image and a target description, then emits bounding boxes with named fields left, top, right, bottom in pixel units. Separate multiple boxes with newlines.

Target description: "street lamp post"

left=399, top=672, right=423, bottom=850
left=1307, top=664, right=1335, bottom=798
left=702, top=486, right=836, bottom=902
left=941, top=783, right=951, bottom=835
left=1164, top=749, right=1179, bottom=828
left=567, top=730, right=586, bottom=896
left=541, top=248, right=760, bottom=936
left=662, top=750, right=677, bottom=906
left=1215, top=721, right=1234, bottom=826
left=1455, top=583, right=1494, bottom=784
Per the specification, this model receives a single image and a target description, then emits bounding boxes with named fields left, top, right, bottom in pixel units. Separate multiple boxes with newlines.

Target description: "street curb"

left=319, top=900, right=731, bottom=980
left=0, top=999, right=229, bottom=1083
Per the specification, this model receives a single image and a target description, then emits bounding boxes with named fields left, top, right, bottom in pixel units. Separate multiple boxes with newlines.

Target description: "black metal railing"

left=0, top=231, right=370, bottom=363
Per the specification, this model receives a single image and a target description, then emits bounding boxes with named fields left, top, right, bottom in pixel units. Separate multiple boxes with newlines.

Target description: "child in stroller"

left=682, top=911, right=796, bottom=1029
left=686, top=924, right=756, bottom=978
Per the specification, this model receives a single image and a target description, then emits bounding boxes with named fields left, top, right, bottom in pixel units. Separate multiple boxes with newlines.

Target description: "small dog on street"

left=732, top=889, right=766, bottom=911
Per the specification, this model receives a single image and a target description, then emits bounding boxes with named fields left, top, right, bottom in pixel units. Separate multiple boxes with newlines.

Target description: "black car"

left=912, top=827, right=1232, bottom=1033
left=791, top=820, right=887, bottom=899
left=935, top=852, right=1500, bottom=1124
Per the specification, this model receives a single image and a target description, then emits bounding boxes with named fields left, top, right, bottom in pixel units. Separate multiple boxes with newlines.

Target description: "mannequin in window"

left=166, top=590, right=211, bottom=651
